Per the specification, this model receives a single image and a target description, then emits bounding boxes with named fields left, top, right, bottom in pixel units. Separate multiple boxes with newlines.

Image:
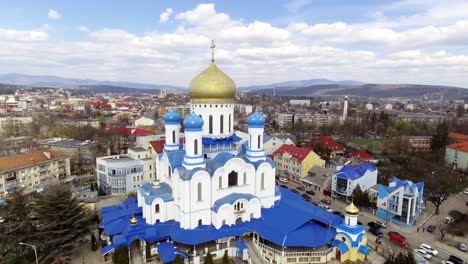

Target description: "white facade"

left=332, top=163, right=378, bottom=198
left=277, top=113, right=294, bottom=127
left=134, top=116, right=156, bottom=127
left=191, top=103, right=234, bottom=138
left=263, top=136, right=295, bottom=156
left=290, top=99, right=311, bottom=106
left=365, top=103, right=373, bottom=110
left=384, top=104, right=393, bottom=110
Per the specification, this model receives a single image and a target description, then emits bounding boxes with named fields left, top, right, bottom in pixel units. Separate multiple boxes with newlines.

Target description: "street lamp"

left=19, top=242, right=38, bottom=264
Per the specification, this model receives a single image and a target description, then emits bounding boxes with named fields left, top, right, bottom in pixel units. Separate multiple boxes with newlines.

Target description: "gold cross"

left=210, top=40, right=216, bottom=62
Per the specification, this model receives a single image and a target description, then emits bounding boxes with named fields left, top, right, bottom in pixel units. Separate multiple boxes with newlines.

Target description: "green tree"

left=312, top=142, right=332, bottom=161
left=222, top=250, right=229, bottom=264
left=173, top=254, right=183, bottom=264
left=204, top=252, right=214, bottom=264
left=404, top=251, right=417, bottom=264
left=351, top=185, right=371, bottom=208
left=112, top=245, right=129, bottom=264
left=431, top=121, right=449, bottom=151
left=91, top=233, right=98, bottom=251
left=32, top=187, right=92, bottom=256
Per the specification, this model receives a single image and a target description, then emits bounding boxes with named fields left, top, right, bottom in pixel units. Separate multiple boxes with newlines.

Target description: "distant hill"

left=0, top=83, right=162, bottom=95
left=0, top=73, right=184, bottom=93
left=239, top=79, right=365, bottom=92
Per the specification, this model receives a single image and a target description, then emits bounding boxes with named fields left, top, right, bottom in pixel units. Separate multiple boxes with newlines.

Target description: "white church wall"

left=192, top=103, right=234, bottom=137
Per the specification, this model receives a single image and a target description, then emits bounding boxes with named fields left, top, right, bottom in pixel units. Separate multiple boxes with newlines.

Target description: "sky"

left=0, top=0, right=467, bottom=87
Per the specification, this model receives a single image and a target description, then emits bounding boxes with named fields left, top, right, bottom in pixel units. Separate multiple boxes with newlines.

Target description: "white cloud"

left=48, top=9, right=62, bottom=20
left=0, top=28, right=48, bottom=42
left=160, top=8, right=173, bottom=23
left=79, top=26, right=89, bottom=33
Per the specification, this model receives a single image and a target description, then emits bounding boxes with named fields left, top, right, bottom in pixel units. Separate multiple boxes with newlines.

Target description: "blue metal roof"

left=236, top=240, right=248, bottom=251
left=157, top=242, right=187, bottom=263
left=378, top=177, right=424, bottom=199
left=164, top=109, right=181, bottom=124
left=358, top=245, right=369, bottom=255
left=263, top=135, right=272, bottom=143
left=331, top=240, right=349, bottom=254
left=335, top=162, right=376, bottom=180
left=247, top=111, right=265, bottom=127
left=212, top=193, right=255, bottom=212
left=202, top=134, right=241, bottom=145
left=166, top=149, right=185, bottom=172
left=183, top=112, right=203, bottom=131
left=138, top=182, right=174, bottom=205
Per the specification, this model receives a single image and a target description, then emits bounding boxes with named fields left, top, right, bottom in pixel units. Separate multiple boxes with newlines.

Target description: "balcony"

left=5, top=180, right=18, bottom=190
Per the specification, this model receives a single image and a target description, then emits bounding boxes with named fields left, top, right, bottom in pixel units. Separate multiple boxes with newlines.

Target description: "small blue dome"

left=164, top=109, right=181, bottom=124
left=183, top=112, right=204, bottom=131
left=247, top=111, right=265, bottom=127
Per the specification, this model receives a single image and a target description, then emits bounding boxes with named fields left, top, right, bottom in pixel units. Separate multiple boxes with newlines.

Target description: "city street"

left=276, top=179, right=468, bottom=263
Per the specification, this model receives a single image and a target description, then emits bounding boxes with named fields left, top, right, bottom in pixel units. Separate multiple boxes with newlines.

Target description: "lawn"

left=351, top=138, right=386, bottom=153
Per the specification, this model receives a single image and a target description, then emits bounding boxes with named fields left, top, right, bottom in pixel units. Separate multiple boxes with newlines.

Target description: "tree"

left=203, top=252, right=214, bottom=264
left=222, top=250, right=229, bottom=264
left=425, top=170, right=450, bottom=215
left=91, top=233, right=98, bottom=251
left=456, top=104, right=465, bottom=118
left=32, top=187, right=93, bottom=256
left=351, top=184, right=371, bottom=208
left=312, top=142, right=332, bottom=161
left=145, top=241, right=151, bottom=260
left=404, top=251, right=417, bottom=264
left=112, top=245, right=129, bottom=264
left=431, top=121, right=449, bottom=151
left=173, top=254, right=183, bottom=264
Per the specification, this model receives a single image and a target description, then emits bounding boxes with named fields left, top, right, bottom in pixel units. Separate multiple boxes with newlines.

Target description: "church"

left=99, top=43, right=369, bottom=264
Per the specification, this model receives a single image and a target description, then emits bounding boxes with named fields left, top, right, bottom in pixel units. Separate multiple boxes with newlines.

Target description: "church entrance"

left=228, top=171, right=238, bottom=187
left=235, top=217, right=242, bottom=224
left=335, top=248, right=341, bottom=262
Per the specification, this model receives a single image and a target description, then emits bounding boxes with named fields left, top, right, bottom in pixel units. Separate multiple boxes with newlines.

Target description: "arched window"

left=228, top=171, right=238, bottom=187
left=155, top=204, right=160, bottom=213
left=240, top=203, right=243, bottom=209
left=229, top=114, right=231, bottom=132
left=209, top=115, right=213, bottom=134
left=194, top=139, right=198, bottom=155
left=220, top=115, right=224, bottom=133
left=218, top=176, right=222, bottom=189
left=198, top=219, right=202, bottom=226
left=234, top=204, right=237, bottom=210
left=168, top=166, right=171, bottom=178
left=172, top=130, right=176, bottom=144
left=258, top=135, right=261, bottom=149
left=197, top=182, right=202, bottom=201
left=222, top=220, right=226, bottom=226
left=261, top=173, right=265, bottom=189
left=243, top=172, right=247, bottom=185
left=156, top=219, right=160, bottom=223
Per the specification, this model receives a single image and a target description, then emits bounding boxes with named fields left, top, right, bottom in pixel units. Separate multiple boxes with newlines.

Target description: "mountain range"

left=0, top=73, right=466, bottom=99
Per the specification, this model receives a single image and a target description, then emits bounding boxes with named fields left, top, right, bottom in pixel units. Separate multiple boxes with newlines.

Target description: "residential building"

left=290, top=99, right=310, bottom=106
left=59, top=118, right=102, bottom=128
left=348, top=151, right=377, bottom=163
left=294, top=113, right=343, bottom=126
left=0, top=116, right=33, bottom=135
left=263, top=135, right=295, bottom=155
left=171, top=105, right=191, bottom=118
left=235, top=104, right=253, bottom=114
left=332, top=162, right=378, bottom=200
left=96, top=148, right=155, bottom=195
left=106, top=127, right=153, bottom=154
left=306, top=136, right=345, bottom=158
left=365, top=103, right=373, bottom=110
left=277, top=113, right=294, bottom=127
left=384, top=104, right=393, bottom=110
left=301, top=166, right=333, bottom=193
left=273, top=144, right=325, bottom=181
left=376, top=177, right=424, bottom=227
left=134, top=116, right=156, bottom=127
left=0, top=150, right=71, bottom=197
left=408, top=136, right=432, bottom=152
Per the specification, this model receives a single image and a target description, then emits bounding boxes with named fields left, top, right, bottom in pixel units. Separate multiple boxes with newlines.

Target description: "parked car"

left=464, top=188, right=468, bottom=195
left=375, top=221, right=388, bottom=228
left=297, top=186, right=305, bottom=191
left=291, top=189, right=300, bottom=194
left=301, top=194, right=312, bottom=202
left=458, top=242, right=467, bottom=252
left=426, top=225, right=436, bottom=233
left=368, top=222, right=381, bottom=229
left=368, top=227, right=383, bottom=237
left=305, top=190, right=315, bottom=196
left=320, top=198, right=332, bottom=205
left=279, top=184, right=288, bottom=189
left=420, top=244, right=438, bottom=255
left=388, top=231, right=406, bottom=240
left=390, top=233, right=410, bottom=248
left=441, top=261, right=455, bottom=264
left=415, top=249, right=432, bottom=260
left=448, top=255, right=465, bottom=264
left=318, top=204, right=332, bottom=212
left=279, top=178, right=289, bottom=183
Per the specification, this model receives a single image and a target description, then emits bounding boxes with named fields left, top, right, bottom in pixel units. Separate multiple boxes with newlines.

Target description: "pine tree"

left=32, top=187, right=92, bottom=256
left=204, top=252, right=214, bottom=264
left=222, top=250, right=229, bottom=264
left=431, top=121, right=449, bottom=151
left=112, top=245, right=129, bottom=264
left=404, top=251, right=417, bottom=264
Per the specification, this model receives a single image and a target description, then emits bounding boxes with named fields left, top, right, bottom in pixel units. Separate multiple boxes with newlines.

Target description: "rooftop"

left=272, top=144, right=312, bottom=162
left=0, top=150, right=67, bottom=172
left=334, top=162, right=376, bottom=180
left=38, top=138, right=97, bottom=148
left=448, top=132, right=468, bottom=143
left=306, top=136, right=344, bottom=152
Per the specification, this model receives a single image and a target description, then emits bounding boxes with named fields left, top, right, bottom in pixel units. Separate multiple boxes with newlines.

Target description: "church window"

left=341, top=237, right=346, bottom=242
left=172, top=131, right=176, bottom=144
left=220, top=115, right=224, bottom=133
left=261, top=173, right=265, bottom=189
left=258, top=135, right=261, bottom=149
left=209, top=115, right=213, bottom=134
left=229, top=114, right=231, bottom=132
left=249, top=135, right=252, bottom=148
left=168, top=166, right=171, bottom=178
left=194, top=139, right=199, bottom=155
left=198, top=219, right=202, bottom=226
left=222, top=220, right=226, bottom=226
left=218, top=176, right=222, bottom=189
left=250, top=213, right=254, bottom=219
left=234, top=204, right=237, bottom=210
left=240, top=203, right=243, bottom=209
left=228, top=171, right=238, bottom=187
left=243, top=172, right=247, bottom=185
left=156, top=219, right=160, bottom=223
left=197, top=182, right=202, bottom=201
left=155, top=204, right=160, bottom=213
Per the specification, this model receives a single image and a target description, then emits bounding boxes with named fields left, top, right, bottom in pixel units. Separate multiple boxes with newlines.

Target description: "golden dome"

left=189, top=61, right=236, bottom=104
left=130, top=216, right=138, bottom=226
left=345, top=202, right=359, bottom=215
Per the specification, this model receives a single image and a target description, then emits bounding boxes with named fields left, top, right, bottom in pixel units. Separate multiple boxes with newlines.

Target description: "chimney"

left=43, top=151, right=51, bottom=159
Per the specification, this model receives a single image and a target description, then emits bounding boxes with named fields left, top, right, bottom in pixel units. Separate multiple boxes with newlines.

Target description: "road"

left=276, top=179, right=468, bottom=264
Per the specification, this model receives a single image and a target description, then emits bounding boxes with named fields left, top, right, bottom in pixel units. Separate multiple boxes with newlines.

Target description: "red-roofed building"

left=272, top=145, right=325, bottom=181
left=149, top=140, right=166, bottom=154
left=445, top=136, right=468, bottom=171
left=306, top=136, right=345, bottom=158
left=349, top=150, right=376, bottom=162
left=106, top=127, right=153, bottom=154
left=107, top=127, right=152, bottom=136
left=448, top=132, right=468, bottom=144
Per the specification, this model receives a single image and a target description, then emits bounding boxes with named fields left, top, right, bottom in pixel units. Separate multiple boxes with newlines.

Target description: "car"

left=320, top=198, right=332, bottom=205
left=448, top=255, right=465, bottom=264
left=368, top=222, right=381, bottom=229
left=445, top=216, right=455, bottom=224
left=390, top=233, right=410, bottom=248
left=420, top=244, right=438, bottom=256
left=301, top=194, right=312, bottom=202
left=357, top=221, right=363, bottom=226
left=291, top=189, right=300, bottom=194
left=368, top=228, right=383, bottom=237
left=458, top=242, right=467, bottom=252
left=305, top=190, right=315, bottom=196
left=442, top=261, right=455, bottom=264
left=375, top=221, right=388, bottom=228
left=464, top=188, right=468, bottom=195
left=427, top=225, right=436, bottom=233
left=318, top=204, right=333, bottom=212
left=279, top=178, right=289, bottom=183
left=297, top=186, right=305, bottom=191
left=414, top=249, right=432, bottom=260
left=388, top=231, right=406, bottom=240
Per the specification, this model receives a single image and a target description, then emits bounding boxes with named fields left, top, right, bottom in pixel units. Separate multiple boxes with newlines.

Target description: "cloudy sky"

left=1, top=0, right=467, bottom=87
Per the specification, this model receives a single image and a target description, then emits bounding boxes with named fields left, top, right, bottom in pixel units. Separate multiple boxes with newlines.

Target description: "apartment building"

left=96, top=148, right=155, bottom=195
left=272, top=145, right=325, bottom=181
left=408, top=136, right=432, bottom=152
left=294, top=113, right=342, bottom=126
left=289, top=99, right=311, bottom=106
left=0, top=150, right=71, bottom=197
left=332, top=162, right=377, bottom=200
left=277, top=113, right=294, bottom=127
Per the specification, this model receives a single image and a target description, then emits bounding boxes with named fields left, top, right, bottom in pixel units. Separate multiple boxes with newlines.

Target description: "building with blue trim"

left=376, top=177, right=424, bottom=227
left=98, top=48, right=369, bottom=263
left=332, top=162, right=378, bottom=200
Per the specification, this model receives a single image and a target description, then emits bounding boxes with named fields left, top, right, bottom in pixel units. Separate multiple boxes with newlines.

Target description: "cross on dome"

left=210, top=40, right=216, bottom=62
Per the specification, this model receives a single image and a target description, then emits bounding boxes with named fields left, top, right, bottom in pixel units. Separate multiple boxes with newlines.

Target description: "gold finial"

left=130, top=216, right=137, bottom=226
left=210, top=40, right=216, bottom=62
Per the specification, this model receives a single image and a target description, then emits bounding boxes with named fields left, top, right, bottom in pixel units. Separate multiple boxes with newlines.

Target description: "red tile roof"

left=349, top=150, right=374, bottom=160
left=306, top=136, right=344, bottom=152
left=0, top=150, right=66, bottom=172
left=448, top=132, right=468, bottom=143
left=149, top=140, right=165, bottom=154
left=447, top=142, right=468, bottom=152
left=107, top=127, right=152, bottom=136
left=272, top=144, right=312, bottom=162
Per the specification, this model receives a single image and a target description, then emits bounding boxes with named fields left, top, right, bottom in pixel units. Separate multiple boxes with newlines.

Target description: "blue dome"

left=247, top=111, right=265, bottom=127
left=183, top=112, right=204, bottom=131
left=164, top=109, right=181, bottom=124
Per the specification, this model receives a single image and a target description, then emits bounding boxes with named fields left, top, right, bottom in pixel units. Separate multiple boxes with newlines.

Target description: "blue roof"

left=212, top=193, right=255, bottom=212
left=164, top=109, right=181, bottom=124
left=99, top=188, right=342, bottom=249
left=263, top=135, right=272, bottom=143
left=378, top=177, right=424, bottom=199
left=331, top=240, right=349, bottom=254
left=101, top=244, right=115, bottom=255
left=138, top=182, right=174, bottom=205
left=247, top=111, right=265, bottom=128
left=206, top=152, right=235, bottom=174
left=166, top=149, right=185, bottom=172
left=202, top=134, right=241, bottom=145
left=183, top=112, right=203, bottom=131
left=236, top=240, right=248, bottom=251
left=358, top=245, right=369, bottom=255
left=157, top=242, right=186, bottom=263
left=335, top=162, right=376, bottom=180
